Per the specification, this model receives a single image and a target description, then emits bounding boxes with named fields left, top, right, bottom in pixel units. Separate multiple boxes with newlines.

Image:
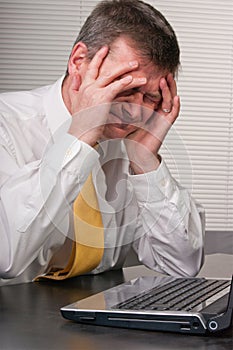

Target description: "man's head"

left=64, top=0, right=180, bottom=141
left=69, top=0, right=180, bottom=75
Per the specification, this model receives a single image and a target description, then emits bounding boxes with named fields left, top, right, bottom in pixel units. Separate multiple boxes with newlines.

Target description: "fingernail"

left=123, top=75, right=133, bottom=83
left=129, top=61, right=138, bottom=67
left=137, top=77, right=147, bottom=83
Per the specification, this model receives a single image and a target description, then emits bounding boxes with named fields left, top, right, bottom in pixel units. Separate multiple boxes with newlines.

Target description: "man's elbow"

left=179, top=250, right=205, bottom=277
left=0, top=258, right=22, bottom=280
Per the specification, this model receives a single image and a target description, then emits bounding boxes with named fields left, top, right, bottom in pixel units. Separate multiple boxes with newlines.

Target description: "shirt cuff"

left=128, top=158, right=177, bottom=203
left=43, top=133, right=99, bottom=180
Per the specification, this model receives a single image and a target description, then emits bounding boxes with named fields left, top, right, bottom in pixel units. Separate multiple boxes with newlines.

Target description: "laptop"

left=61, top=274, right=233, bottom=335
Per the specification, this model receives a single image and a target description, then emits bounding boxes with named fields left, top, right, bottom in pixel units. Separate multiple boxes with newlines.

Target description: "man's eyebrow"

left=142, top=90, right=162, bottom=100
left=146, top=91, right=162, bottom=99
left=134, top=87, right=162, bottom=100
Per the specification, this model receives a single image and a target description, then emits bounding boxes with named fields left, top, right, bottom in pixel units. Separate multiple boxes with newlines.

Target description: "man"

left=0, top=0, right=205, bottom=285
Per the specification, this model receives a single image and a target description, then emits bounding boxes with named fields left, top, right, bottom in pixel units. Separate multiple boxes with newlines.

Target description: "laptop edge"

left=60, top=275, right=233, bottom=335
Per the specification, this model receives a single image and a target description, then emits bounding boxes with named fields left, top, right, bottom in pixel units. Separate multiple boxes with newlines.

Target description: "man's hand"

left=68, top=46, right=147, bottom=146
left=125, top=74, right=180, bottom=174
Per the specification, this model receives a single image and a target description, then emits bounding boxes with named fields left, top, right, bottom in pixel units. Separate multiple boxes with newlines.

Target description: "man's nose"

left=132, top=91, right=144, bottom=104
left=124, top=92, right=144, bottom=121
left=122, top=101, right=142, bottom=123
left=127, top=92, right=153, bottom=122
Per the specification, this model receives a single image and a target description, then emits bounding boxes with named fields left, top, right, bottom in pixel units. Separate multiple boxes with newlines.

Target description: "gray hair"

left=68, top=0, right=180, bottom=74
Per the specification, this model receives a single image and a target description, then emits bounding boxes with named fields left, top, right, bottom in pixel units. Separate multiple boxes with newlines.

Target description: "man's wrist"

left=129, top=154, right=161, bottom=175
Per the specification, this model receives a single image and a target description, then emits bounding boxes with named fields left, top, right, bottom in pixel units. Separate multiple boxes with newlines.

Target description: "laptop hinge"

left=207, top=275, right=233, bottom=332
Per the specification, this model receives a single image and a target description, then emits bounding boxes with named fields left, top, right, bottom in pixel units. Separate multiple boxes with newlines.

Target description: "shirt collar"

left=43, top=75, right=72, bottom=142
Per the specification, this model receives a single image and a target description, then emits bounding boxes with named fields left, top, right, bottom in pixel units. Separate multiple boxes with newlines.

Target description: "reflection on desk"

left=0, top=266, right=232, bottom=350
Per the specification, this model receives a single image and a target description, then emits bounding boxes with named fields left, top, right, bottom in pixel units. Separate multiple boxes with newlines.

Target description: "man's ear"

left=67, top=42, right=88, bottom=75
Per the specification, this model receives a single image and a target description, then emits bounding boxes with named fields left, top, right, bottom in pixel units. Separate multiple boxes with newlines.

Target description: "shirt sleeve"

left=0, top=132, right=99, bottom=278
left=128, top=158, right=205, bottom=277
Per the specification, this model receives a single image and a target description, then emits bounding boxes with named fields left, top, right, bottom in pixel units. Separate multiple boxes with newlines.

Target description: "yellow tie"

left=35, top=173, right=104, bottom=281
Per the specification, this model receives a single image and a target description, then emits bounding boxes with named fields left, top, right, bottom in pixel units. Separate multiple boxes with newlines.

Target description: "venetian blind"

left=0, top=0, right=232, bottom=230
left=151, top=0, right=233, bottom=231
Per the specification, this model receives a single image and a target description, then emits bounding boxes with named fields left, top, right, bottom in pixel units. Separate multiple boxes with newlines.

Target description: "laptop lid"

left=61, top=275, right=233, bottom=335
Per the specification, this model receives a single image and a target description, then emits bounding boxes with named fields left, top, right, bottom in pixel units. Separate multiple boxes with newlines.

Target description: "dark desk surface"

left=0, top=266, right=232, bottom=350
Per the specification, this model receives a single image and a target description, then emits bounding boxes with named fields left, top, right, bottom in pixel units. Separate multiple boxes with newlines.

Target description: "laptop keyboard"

left=113, top=278, right=230, bottom=311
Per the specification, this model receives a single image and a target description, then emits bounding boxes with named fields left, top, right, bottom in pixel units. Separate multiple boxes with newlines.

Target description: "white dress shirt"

left=0, top=77, right=205, bottom=286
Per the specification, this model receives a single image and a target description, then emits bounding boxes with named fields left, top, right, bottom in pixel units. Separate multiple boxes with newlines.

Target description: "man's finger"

left=167, top=73, right=177, bottom=98
left=167, top=95, right=180, bottom=124
left=84, top=46, right=109, bottom=83
left=107, top=76, right=147, bottom=99
left=97, top=60, right=139, bottom=87
left=160, top=78, right=173, bottom=113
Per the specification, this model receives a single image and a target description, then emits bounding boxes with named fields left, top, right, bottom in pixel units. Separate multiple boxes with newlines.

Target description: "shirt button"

left=65, top=148, right=73, bottom=157
left=160, top=179, right=166, bottom=187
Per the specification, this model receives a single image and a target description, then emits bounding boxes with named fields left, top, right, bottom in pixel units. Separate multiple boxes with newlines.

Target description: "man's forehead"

left=108, top=36, right=165, bottom=98
left=110, top=36, right=158, bottom=64
left=110, top=39, right=150, bottom=67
